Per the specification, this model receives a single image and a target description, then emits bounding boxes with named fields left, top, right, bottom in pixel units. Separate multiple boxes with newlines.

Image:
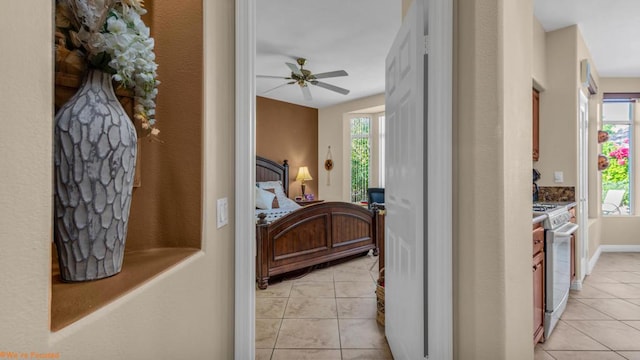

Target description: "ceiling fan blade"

left=310, top=81, right=350, bottom=95
left=311, top=70, right=348, bottom=79
left=262, top=82, right=293, bottom=94
left=257, top=75, right=291, bottom=79
left=301, top=85, right=312, bottom=101
left=286, top=62, right=303, bottom=76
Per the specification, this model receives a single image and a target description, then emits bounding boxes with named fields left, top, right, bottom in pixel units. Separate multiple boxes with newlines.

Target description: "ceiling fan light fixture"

left=257, top=57, right=350, bottom=100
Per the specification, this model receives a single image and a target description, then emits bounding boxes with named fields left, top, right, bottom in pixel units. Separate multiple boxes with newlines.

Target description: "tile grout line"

left=334, top=267, right=345, bottom=360
left=569, top=297, right=616, bottom=320
left=542, top=255, right=640, bottom=355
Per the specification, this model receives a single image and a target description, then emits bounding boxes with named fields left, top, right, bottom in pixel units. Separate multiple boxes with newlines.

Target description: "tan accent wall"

left=256, top=96, right=319, bottom=198
left=0, top=1, right=236, bottom=357
left=455, top=0, right=533, bottom=358
left=125, top=0, right=203, bottom=250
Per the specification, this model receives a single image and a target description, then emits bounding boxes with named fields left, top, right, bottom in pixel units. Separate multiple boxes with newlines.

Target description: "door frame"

left=424, top=0, right=453, bottom=357
left=235, top=0, right=256, bottom=357
left=233, top=0, right=453, bottom=357
left=577, top=90, right=589, bottom=284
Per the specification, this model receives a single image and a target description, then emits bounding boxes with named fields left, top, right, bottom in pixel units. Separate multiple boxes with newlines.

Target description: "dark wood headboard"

left=256, top=156, right=289, bottom=197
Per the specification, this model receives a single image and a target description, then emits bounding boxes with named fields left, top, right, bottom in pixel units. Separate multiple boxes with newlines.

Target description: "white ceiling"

left=534, top=0, right=640, bottom=78
left=256, top=0, right=402, bottom=109
left=256, top=1, right=640, bottom=110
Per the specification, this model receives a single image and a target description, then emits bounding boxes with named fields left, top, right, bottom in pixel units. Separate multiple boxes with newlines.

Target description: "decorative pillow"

left=256, top=180, right=302, bottom=210
left=257, top=181, right=288, bottom=201
left=263, top=188, right=280, bottom=209
left=255, top=187, right=276, bottom=210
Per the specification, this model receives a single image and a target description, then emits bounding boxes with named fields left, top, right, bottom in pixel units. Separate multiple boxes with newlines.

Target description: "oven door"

left=544, top=222, right=579, bottom=338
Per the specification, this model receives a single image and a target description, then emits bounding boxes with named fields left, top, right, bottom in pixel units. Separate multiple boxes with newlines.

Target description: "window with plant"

left=350, top=117, right=371, bottom=203
left=601, top=101, right=634, bottom=215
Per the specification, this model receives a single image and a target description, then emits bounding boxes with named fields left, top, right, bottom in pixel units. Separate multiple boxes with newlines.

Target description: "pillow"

left=257, top=181, right=288, bottom=201
left=278, top=196, right=302, bottom=210
left=255, top=187, right=276, bottom=210
left=263, top=188, right=280, bottom=209
left=257, top=180, right=302, bottom=210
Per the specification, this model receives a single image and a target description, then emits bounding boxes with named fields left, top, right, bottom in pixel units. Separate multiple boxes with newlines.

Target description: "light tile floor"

left=255, top=251, right=394, bottom=360
left=536, top=252, right=640, bottom=360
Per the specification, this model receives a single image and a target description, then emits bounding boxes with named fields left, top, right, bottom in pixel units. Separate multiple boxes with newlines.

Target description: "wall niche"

left=51, top=0, right=203, bottom=331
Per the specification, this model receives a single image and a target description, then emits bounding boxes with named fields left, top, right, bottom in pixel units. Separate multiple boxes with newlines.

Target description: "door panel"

left=385, top=0, right=425, bottom=358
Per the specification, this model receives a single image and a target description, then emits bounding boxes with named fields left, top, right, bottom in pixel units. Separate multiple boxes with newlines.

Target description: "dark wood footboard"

left=256, top=202, right=380, bottom=289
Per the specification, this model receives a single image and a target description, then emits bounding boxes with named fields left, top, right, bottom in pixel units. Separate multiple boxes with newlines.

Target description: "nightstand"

left=295, top=199, right=324, bottom=206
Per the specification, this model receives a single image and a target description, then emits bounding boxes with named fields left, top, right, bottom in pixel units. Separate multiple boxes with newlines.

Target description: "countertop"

left=534, top=201, right=577, bottom=208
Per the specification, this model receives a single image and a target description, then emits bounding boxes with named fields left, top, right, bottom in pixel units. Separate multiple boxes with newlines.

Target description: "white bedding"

left=255, top=180, right=302, bottom=224
left=255, top=207, right=298, bottom=224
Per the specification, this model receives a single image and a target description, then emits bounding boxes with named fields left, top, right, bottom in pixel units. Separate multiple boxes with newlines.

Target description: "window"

left=378, top=114, right=386, bottom=187
left=601, top=101, right=633, bottom=215
left=350, top=116, right=371, bottom=202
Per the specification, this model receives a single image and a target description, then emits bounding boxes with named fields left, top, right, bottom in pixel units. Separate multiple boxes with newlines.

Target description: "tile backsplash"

left=537, top=186, right=575, bottom=202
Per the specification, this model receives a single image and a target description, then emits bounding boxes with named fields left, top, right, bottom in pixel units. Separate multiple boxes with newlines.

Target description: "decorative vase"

left=53, top=68, right=138, bottom=282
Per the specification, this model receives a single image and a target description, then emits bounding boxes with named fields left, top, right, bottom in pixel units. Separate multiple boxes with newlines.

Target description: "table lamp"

left=296, top=166, right=313, bottom=196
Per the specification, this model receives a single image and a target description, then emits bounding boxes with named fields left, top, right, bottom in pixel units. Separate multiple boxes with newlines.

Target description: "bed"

left=255, top=156, right=382, bottom=289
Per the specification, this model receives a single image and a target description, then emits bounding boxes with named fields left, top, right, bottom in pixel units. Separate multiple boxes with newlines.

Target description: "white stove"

left=532, top=202, right=579, bottom=339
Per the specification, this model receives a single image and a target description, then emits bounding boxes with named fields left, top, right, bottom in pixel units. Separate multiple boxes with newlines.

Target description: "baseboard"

left=588, top=245, right=640, bottom=274
left=570, top=279, right=583, bottom=290
left=588, top=246, right=602, bottom=274
left=600, top=245, right=640, bottom=252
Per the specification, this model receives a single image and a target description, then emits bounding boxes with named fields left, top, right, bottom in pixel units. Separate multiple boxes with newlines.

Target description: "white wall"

left=537, top=26, right=579, bottom=186
left=455, top=0, right=533, bottom=358
left=0, top=1, right=237, bottom=358
left=318, top=94, right=385, bottom=201
left=532, top=17, right=547, bottom=89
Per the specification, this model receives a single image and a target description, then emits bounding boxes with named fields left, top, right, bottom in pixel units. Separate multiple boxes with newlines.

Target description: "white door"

left=385, top=0, right=452, bottom=358
left=578, top=90, right=589, bottom=280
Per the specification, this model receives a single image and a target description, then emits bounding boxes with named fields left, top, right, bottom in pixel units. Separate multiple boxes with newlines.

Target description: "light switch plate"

left=554, top=171, right=563, bottom=183
left=217, top=197, right=228, bottom=229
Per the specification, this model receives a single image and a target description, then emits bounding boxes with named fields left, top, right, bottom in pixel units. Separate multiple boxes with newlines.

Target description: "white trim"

left=600, top=245, right=640, bottom=252
left=426, top=0, right=453, bottom=358
left=578, top=90, right=589, bottom=280
left=588, top=245, right=602, bottom=274
left=570, top=280, right=583, bottom=291
left=235, top=0, right=256, bottom=358
left=587, top=245, right=640, bottom=275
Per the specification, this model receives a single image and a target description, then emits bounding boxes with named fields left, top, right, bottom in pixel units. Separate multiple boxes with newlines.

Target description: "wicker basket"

left=376, top=268, right=385, bottom=326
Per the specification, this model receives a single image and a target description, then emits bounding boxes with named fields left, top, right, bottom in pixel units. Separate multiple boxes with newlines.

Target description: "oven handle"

left=553, top=223, right=579, bottom=237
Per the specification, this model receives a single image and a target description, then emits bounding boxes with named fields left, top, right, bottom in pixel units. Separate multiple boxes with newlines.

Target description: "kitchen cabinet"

left=532, top=89, right=540, bottom=161
left=533, top=222, right=545, bottom=344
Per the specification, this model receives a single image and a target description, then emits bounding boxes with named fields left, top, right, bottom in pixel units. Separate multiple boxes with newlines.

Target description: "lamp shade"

left=296, top=166, right=313, bottom=182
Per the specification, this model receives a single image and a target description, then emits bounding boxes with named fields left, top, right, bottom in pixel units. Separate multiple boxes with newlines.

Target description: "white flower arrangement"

left=56, top=0, right=160, bottom=137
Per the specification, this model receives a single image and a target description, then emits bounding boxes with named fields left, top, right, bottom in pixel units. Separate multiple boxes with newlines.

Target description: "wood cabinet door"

left=533, top=89, right=540, bottom=161
left=533, top=225, right=544, bottom=256
left=533, top=251, right=545, bottom=344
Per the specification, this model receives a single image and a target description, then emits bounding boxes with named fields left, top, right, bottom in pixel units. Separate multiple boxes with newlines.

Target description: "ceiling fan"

left=257, top=58, right=350, bottom=101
